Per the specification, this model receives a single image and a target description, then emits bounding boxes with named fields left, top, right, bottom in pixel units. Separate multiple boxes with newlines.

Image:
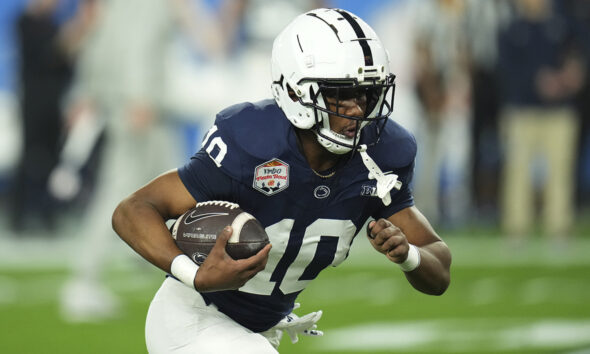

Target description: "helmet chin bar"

left=313, top=115, right=389, bottom=155
left=315, top=130, right=354, bottom=155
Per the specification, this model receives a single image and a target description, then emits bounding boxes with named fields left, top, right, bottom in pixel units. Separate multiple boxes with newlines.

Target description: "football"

left=170, top=201, right=269, bottom=265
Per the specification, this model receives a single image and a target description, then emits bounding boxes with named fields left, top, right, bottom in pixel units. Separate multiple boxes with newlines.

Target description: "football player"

left=113, top=8, right=451, bottom=353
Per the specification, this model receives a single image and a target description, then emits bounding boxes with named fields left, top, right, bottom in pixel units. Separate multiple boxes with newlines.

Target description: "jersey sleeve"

left=371, top=159, right=415, bottom=220
left=177, top=150, right=237, bottom=203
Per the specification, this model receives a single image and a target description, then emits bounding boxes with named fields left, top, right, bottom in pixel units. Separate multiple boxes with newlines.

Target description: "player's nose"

left=342, top=98, right=365, bottom=118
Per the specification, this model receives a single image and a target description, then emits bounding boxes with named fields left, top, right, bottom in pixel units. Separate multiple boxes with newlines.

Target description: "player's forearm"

left=112, top=196, right=182, bottom=273
left=404, top=241, right=451, bottom=295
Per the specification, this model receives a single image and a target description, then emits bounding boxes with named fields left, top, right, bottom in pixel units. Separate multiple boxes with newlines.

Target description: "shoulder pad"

left=364, top=119, right=417, bottom=169
left=201, top=99, right=293, bottom=182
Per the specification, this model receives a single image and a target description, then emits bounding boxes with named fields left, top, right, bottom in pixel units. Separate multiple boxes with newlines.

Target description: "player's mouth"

left=341, top=124, right=358, bottom=138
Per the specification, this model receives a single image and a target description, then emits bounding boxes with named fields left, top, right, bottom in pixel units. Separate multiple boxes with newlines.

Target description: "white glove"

left=274, top=303, right=323, bottom=344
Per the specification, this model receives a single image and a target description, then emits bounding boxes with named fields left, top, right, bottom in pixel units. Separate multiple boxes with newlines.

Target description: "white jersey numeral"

left=239, top=219, right=294, bottom=295
left=202, top=125, right=227, bottom=167
left=240, top=218, right=356, bottom=295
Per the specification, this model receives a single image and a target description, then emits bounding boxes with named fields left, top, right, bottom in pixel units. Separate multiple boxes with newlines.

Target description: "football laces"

left=195, top=201, right=240, bottom=209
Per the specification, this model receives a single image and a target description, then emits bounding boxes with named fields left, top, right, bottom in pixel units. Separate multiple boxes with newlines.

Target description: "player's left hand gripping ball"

left=171, top=201, right=269, bottom=265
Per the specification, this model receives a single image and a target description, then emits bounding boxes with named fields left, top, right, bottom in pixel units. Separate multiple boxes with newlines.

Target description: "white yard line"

left=317, top=319, right=590, bottom=352
left=343, top=236, right=590, bottom=268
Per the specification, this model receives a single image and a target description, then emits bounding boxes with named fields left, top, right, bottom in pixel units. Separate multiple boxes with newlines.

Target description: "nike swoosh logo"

left=184, top=211, right=229, bottom=225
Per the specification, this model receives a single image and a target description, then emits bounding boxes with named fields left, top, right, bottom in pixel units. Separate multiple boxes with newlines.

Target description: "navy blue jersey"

left=177, top=99, right=416, bottom=332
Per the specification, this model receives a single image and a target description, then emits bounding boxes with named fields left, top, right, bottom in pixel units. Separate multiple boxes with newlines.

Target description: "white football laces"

left=195, top=200, right=240, bottom=209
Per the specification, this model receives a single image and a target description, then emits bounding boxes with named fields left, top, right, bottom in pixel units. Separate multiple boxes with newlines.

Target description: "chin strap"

left=358, top=144, right=402, bottom=206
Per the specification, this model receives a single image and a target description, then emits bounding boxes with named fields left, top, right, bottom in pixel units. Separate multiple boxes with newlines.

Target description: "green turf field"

left=1, top=234, right=589, bottom=354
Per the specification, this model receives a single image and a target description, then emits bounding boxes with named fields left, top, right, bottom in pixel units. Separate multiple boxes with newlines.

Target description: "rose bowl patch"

left=253, top=158, right=289, bottom=196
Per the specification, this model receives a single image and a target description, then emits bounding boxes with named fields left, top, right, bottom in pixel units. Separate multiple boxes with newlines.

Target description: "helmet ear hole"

left=286, top=84, right=298, bottom=102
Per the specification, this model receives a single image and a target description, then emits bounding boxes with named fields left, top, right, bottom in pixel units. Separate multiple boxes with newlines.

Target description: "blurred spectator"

left=0, top=0, right=27, bottom=193
left=372, top=0, right=423, bottom=136
left=410, top=0, right=472, bottom=228
left=213, top=0, right=326, bottom=103
left=464, top=0, right=512, bottom=226
left=11, top=0, right=89, bottom=233
left=368, top=0, right=426, bottom=138
left=562, top=0, right=590, bottom=213
left=497, top=0, right=586, bottom=240
left=59, top=0, right=228, bottom=322
left=218, top=0, right=325, bottom=53
left=162, top=0, right=327, bottom=156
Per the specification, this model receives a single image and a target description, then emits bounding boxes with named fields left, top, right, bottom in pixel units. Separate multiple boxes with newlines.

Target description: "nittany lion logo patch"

left=253, top=158, right=289, bottom=196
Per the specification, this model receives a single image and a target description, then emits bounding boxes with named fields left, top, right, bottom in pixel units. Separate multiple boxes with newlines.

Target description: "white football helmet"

left=271, top=8, right=395, bottom=154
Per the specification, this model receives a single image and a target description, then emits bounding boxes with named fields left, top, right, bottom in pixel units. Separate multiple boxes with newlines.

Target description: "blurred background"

left=0, top=0, right=589, bottom=353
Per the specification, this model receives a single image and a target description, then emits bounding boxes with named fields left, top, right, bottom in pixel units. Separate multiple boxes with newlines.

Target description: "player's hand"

left=194, top=226, right=271, bottom=292
left=366, top=218, right=410, bottom=264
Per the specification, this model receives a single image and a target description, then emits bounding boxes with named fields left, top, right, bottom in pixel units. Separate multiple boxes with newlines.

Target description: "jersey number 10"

left=239, top=218, right=356, bottom=296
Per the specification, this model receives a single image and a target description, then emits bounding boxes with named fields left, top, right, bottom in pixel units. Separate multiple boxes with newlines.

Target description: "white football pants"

left=145, top=277, right=279, bottom=354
